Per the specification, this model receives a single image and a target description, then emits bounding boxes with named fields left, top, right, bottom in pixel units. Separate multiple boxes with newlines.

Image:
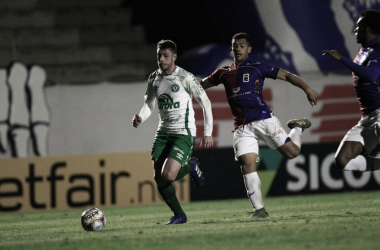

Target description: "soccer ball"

left=81, top=207, right=106, bottom=231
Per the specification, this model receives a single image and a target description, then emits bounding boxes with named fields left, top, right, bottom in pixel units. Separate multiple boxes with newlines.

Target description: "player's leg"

left=335, top=117, right=380, bottom=171
left=335, top=141, right=366, bottom=170
left=238, top=153, right=268, bottom=218
left=234, top=124, right=269, bottom=219
left=275, top=118, right=311, bottom=159
left=168, top=134, right=204, bottom=187
left=154, top=158, right=187, bottom=225
left=151, top=131, right=187, bottom=225
left=257, top=116, right=307, bottom=159
left=276, top=140, right=300, bottom=159
left=156, top=133, right=198, bottom=225
left=161, top=157, right=182, bottom=182
left=186, top=157, right=204, bottom=187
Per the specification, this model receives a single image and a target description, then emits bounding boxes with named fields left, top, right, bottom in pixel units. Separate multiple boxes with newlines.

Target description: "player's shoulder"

left=176, top=66, right=197, bottom=81
left=371, top=43, right=380, bottom=56
left=147, top=70, right=160, bottom=82
left=148, top=70, right=160, bottom=78
left=366, top=38, right=380, bottom=54
left=214, top=64, right=233, bottom=73
left=243, top=59, right=268, bottom=67
left=244, top=59, right=277, bottom=72
left=175, top=66, right=193, bottom=77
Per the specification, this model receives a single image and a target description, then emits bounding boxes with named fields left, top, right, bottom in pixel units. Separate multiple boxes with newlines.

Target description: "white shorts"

left=339, top=109, right=380, bottom=153
left=233, top=114, right=288, bottom=161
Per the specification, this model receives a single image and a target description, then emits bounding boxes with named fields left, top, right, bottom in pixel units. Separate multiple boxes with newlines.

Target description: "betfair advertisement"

left=0, top=152, right=189, bottom=213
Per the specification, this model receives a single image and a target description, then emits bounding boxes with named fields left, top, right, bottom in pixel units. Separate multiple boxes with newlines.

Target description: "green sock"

left=174, top=162, right=191, bottom=181
left=158, top=183, right=184, bottom=215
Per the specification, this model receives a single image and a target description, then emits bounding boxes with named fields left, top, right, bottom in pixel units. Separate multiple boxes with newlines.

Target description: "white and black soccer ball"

left=81, top=207, right=106, bottom=231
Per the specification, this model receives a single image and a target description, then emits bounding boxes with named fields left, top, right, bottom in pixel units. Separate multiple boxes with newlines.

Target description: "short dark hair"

left=157, top=40, right=177, bottom=54
left=360, top=9, right=380, bottom=35
left=232, top=32, right=251, bottom=46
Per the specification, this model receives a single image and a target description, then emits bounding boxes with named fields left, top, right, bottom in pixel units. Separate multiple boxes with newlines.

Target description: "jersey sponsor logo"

left=256, top=96, right=265, bottom=106
left=158, top=94, right=180, bottom=110
left=173, top=146, right=185, bottom=154
left=162, top=117, right=179, bottom=124
left=243, top=73, right=249, bottom=82
left=191, top=74, right=204, bottom=91
left=171, top=83, right=180, bottom=93
left=176, top=153, right=184, bottom=160
left=228, top=91, right=252, bottom=100
left=270, top=130, right=283, bottom=138
left=232, top=87, right=240, bottom=93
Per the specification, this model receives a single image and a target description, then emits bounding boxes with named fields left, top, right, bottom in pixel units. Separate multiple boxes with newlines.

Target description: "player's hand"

left=306, top=88, right=318, bottom=107
left=200, top=135, right=214, bottom=148
left=322, top=50, right=342, bottom=61
left=132, top=114, right=142, bottom=128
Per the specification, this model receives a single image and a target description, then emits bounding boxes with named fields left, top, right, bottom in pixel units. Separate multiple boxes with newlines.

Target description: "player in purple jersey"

left=199, top=33, right=318, bottom=219
left=323, top=9, right=380, bottom=172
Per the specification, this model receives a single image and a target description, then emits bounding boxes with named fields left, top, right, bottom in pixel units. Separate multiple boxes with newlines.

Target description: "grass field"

left=1, top=191, right=380, bottom=250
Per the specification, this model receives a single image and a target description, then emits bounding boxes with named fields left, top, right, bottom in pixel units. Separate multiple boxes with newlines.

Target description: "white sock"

left=288, top=127, right=302, bottom=149
left=243, top=172, right=264, bottom=210
left=344, top=155, right=380, bottom=171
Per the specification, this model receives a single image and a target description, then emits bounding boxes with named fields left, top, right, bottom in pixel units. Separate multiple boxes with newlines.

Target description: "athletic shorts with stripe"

left=151, top=130, right=195, bottom=166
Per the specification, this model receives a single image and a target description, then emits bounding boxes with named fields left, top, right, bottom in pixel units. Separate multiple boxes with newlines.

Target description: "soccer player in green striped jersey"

left=132, top=40, right=214, bottom=224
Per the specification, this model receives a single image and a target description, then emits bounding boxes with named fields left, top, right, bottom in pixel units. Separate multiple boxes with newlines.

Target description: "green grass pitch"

left=1, top=191, right=379, bottom=250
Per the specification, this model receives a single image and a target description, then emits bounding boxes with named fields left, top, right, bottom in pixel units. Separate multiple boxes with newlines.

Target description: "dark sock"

left=174, top=162, right=191, bottom=181
left=158, top=182, right=184, bottom=215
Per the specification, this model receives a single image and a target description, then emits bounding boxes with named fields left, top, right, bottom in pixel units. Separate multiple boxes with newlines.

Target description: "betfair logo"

left=158, top=94, right=180, bottom=110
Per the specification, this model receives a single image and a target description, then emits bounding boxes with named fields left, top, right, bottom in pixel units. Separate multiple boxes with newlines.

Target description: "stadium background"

left=1, top=0, right=380, bottom=213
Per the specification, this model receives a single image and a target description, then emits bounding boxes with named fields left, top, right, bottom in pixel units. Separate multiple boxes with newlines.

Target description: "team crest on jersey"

left=171, top=83, right=180, bottom=93
left=154, top=86, right=159, bottom=92
left=243, top=73, right=249, bottom=82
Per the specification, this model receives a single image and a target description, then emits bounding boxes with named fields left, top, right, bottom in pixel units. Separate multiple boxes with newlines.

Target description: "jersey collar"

left=363, top=37, right=380, bottom=49
left=158, top=66, right=178, bottom=76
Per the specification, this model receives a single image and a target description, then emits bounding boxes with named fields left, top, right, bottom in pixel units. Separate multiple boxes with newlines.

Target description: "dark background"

left=191, top=147, right=247, bottom=201
left=123, top=0, right=267, bottom=55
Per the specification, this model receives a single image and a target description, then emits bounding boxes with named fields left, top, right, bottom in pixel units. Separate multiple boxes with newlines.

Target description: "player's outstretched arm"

left=277, top=69, right=318, bottom=106
left=322, top=49, right=342, bottom=61
left=322, top=50, right=380, bottom=83
left=198, top=78, right=214, bottom=90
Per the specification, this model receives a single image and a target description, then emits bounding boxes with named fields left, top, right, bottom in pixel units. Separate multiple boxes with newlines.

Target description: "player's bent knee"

left=283, top=148, right=300, bottom=159
left=162, top=171, right=177, bottom=182
left=277, top=143, right=300, bottom=159
left=334, top=157, right=347, bottom=170
left=286, top=152, right=298, bottom=159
